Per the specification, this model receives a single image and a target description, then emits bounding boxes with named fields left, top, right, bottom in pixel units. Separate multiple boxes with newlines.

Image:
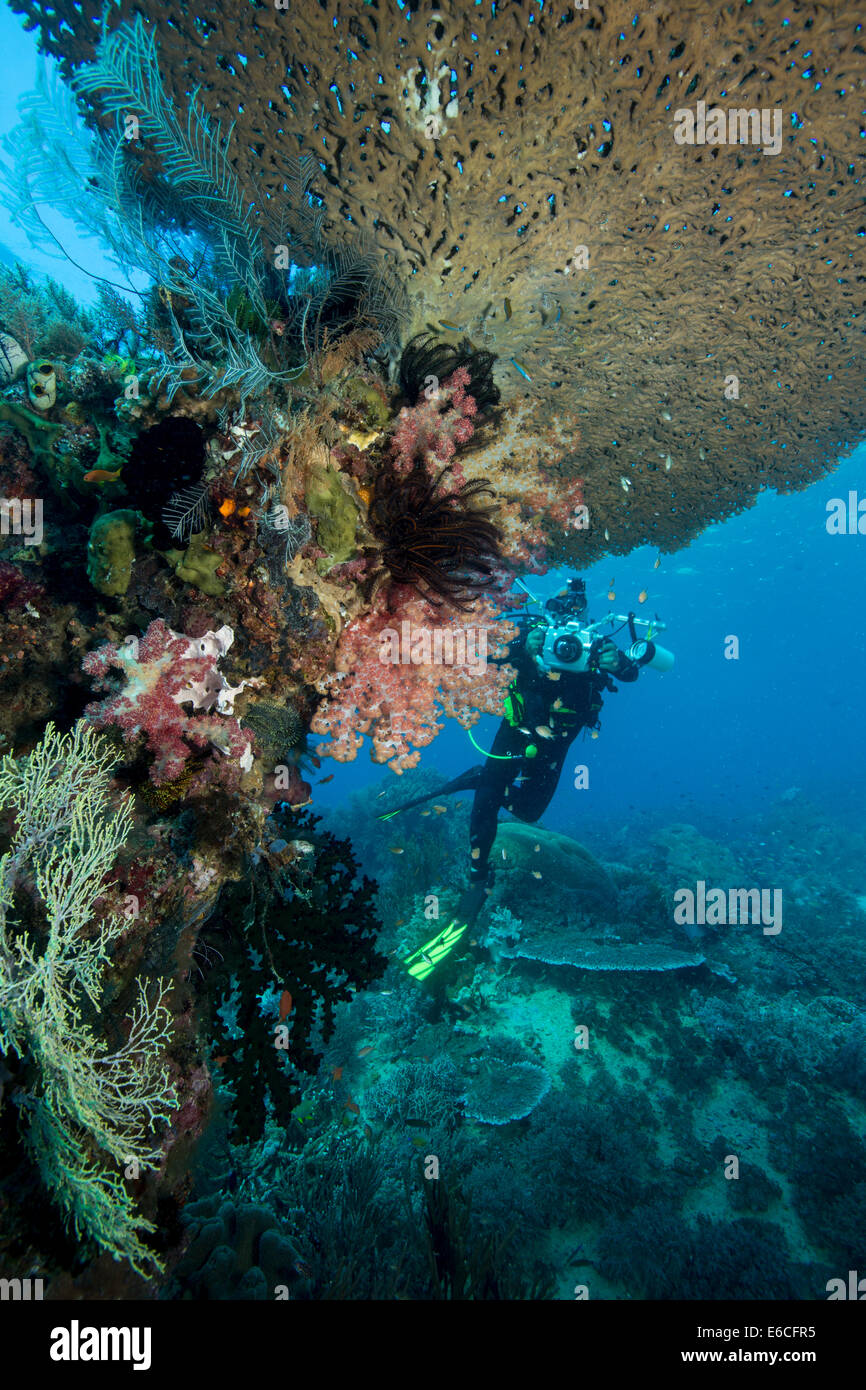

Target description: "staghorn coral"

left=11, top=0, right=865, bottom=559
left=82, top=618, right=255, bottom=790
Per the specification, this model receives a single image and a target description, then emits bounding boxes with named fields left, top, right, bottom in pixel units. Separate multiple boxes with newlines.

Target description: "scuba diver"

left=381, top=576, right=673, bottom=980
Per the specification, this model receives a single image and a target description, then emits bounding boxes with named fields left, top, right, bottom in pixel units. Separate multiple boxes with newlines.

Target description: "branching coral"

left=82, top=618, right=255, bottom=788
left=200, top=807, right=387, bottom=1140
left=0, top=722, right=175, bottom=1274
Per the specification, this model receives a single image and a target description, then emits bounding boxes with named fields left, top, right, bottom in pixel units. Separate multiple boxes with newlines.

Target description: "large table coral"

left=15, top=0, right=866, bottom=560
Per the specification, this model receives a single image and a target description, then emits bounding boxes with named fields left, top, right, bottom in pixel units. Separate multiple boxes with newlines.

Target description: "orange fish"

left=420, top=810, right=431, bottom=816
left=433, top=804, right=447, bottom=814
left=638, top=589, right=647, bottom=603
left=653, top=555, right=661, bottom=569
left=357, top=1045, right=374, bottom=1057
left=607, top=589, right=616, bottom=601
left=237, top=505, right=251, bottom=518
left=213, top=1055, right=229, bottom=1068
left=331, top=1065, right=343, bottom=1081
left=82, top=468, right=122, bottom=483
left=345, top=1100, right=361, bottom=1115
left=279, top=989, right=293, bottom=1020
left=218, top=498, right=236, bottom=517
left=317, top=774, right=334, bottom=784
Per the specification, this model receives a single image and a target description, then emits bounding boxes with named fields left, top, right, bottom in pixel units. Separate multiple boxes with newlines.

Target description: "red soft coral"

left=82, top=618, right=254, bottom=786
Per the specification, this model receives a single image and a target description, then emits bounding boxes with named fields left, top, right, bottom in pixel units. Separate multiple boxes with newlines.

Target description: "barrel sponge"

left=462, top=1057, right=551, bottom=1127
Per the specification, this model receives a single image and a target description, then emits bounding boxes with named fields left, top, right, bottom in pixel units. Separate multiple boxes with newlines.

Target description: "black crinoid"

left=369, top=460, right=505, bottom=610
left=399, top=333, right=501, bottom=416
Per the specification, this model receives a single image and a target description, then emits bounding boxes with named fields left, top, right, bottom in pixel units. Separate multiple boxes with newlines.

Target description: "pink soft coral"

left=388, top=366, right=477, bottom=483
left=82, top=618, right=255, bottom=786
left=311, top=586, right=517, bottom=773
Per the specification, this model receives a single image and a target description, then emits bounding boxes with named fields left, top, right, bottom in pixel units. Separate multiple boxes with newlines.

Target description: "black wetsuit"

left=440, top=624, right=639, bottom=883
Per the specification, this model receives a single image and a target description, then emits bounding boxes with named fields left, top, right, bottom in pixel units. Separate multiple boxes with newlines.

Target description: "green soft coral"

left=0, top=722, right=175, bottom=1276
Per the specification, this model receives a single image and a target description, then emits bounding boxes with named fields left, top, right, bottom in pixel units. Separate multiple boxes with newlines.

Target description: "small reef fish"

left=501, top=849, right=508, bottom=860
left=331, top=1065, right=343, bottom=1081
left=420, top=810, right=431, bottom=816
left=82, top=468, right=122, bottom=483
left=653, top=554, right=662, bottom=569
left=389, top=845, right=404, bottom=855
left=504, top=297, right=513, bottom=320
left=510, top=357, right=532, bottom=381
left=344, top=1100, right=361, bottom=1116
left=534, top=844, right=541, bottom=852
left=376, top=790, right=388, bottom=798
left=432, top=804, right=447, bottom=814
left=535, top=725, right=553, bottom=739
left=439, top=318, right=460, bottom=330
left=279, top=990, right=293, bottom=1020
left=317, top=774, right=334, bottom=784
left=532, top=870, right=543, bottom=880
left=608, top=589, right=616, bottom=601
left=357, top=1045, right=375, bottom=1058
left=638, top=589, right=648, bottom=603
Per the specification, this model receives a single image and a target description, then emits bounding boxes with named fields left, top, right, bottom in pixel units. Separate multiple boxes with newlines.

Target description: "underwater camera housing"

left=538, top=612, right=675, bottom=675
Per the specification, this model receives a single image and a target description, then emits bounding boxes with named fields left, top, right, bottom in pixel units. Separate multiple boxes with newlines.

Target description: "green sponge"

left=87, top=509, right=140, bottom=597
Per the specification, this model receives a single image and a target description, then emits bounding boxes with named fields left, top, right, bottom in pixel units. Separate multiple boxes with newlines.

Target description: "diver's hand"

left=596, top=639, right=622, bottom=672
